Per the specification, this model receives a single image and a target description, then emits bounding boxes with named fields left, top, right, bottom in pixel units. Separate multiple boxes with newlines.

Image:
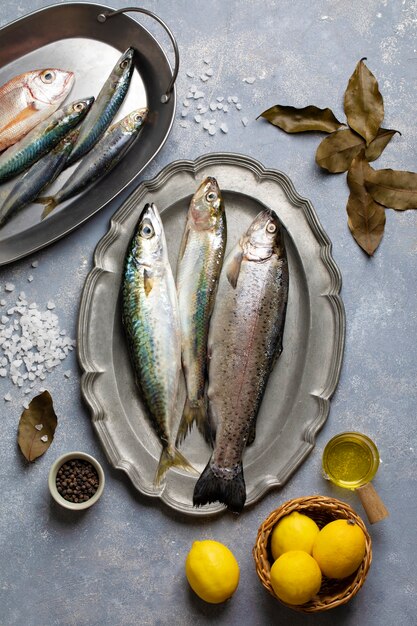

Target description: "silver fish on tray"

left=0, top=97, right=94, bottom=185
left=122, top=203, right=196, bottom=485
left=0, top=68, right=74, bottom=151
left=176, top=177, right=226, bottom=444
left=193, top=209, right=289, bottom=513
left=0, top=130, right=79, bottom=228
left=39, top=107, right=148, bottom=218
left=65, top=47, right=135, bottom=167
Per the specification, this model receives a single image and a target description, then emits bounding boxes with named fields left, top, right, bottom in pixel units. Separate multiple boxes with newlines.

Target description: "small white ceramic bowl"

left=48, top=451, right=105, bottom=510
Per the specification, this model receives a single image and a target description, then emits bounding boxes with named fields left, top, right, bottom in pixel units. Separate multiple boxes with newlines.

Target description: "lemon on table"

left=313, top=519, right=366, bottom=579
left=270, top=550, right=322, bottom=605
left=270, top=511, right=320, bottom=559
left=185, top=540, right=240, bottom=604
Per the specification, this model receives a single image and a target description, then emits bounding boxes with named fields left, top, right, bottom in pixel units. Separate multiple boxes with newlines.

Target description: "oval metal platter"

left=78, top=153, right=345, bottom=516
left=0, top=2, right=176, bottom=265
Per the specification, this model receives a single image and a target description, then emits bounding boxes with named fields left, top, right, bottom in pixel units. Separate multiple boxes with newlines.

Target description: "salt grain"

left=183, top=100, right=190, bottom=107
left=242, top=117, right=249, bottom=126
left=35, top=424, right=43, bottom=431
left=220, top=123, right=228, bottom=134
left=4, top=393, right=11, bottom=401
left=209, top=103, right=217, bottom=111
left=0, top=300, right=5, bottom=306
left=243, top=77, right=256, bottom=84
left=194, top=115, right=202, bottom=123
left=27, top=276, right=34, bottom=283
left=217, top=103, right=223, bottom=110
left=179, top=122, right=188, bottom=128
left=208, top=126, right=216, bottom=136
left=193, top=91, right=205, bottom=99
left=40, top=435, right=48, bottom=443
left=31, top=261, right=39, bottom=268
left=200, top=75, right=209, bottom=82
left=236, top=103, right=242, bottom=110
left=5, top=284, right=15, bottom=292
left=205, top=69, right=214, bottom=76
left=64, top=370, right=71, bottom=379
left=186, top=71, right=195, bottom=78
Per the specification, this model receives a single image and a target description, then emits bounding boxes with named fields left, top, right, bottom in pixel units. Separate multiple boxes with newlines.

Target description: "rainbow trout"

left=193, top=209, right=289, bottom=513
left=176, top=177, right=226, bottom=444
left=122, top=203, right=195, bottom=485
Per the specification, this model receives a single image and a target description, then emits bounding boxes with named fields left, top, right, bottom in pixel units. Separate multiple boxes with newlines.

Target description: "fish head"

left=131, top=203, right=164, bottom=266
left=112, top=47, right=135, bottom=85
left=63, top=97, right=95, bottom=125
left=189, top=177, right=224, bottom=230
left=121, top=107, right=149, bottom=134
left=241, top=209, right=283, bottom=261
left=29, top=69, right=75, bottom=106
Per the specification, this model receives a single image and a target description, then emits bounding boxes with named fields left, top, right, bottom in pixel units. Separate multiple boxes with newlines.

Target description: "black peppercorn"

left=56, top=459, right=99, bottom=503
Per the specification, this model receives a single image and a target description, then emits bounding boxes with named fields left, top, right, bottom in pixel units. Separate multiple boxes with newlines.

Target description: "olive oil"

left=322, top=432, right=380, bottom=489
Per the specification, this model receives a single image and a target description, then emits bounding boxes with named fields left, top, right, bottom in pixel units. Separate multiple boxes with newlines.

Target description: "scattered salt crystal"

left=186, top=92, right=194, bottom=99
left=199, top=106, right=208, bottom=114
left=220, top=123, right=228, bottom=134
left=183, top=100, right=190, bottom=107
left=236, top=103, right=242, bottom=110
left=5, top=284, right=15, bottom=292
left=223, top=105, right=229, bottom=113
left=1, top=316, right=8, bottom=324
left=4, top=393, right=11, bottom=401
left=186, top=71, right=195, bottom=78
left=231, top=96, right=238, bottom=103
left=209, top=103, right=217, bottom=111
left=24, top=388, right=31, bottom=395
left=27, top=276, right=34, bottom=282
left=0, top=300, right=5, bottom=306
left=217, top=103, right=223, bottom=110
left=243, top=77, right=256, bottom=84
left=40, top=435, right=48, bottom=443
left=181, top=110, right=188, bottom=118
left=203, top=58, right=211, bottom=65
left=208, top=126, right=216, bottom=136
left=22, top=401, right=29, bottom=410
left=179, top=121, right=188, bottom=128
left=64, top=370, right=71, bottom=379
left=227, top=96, right=233, bottom=103
left=242, top=117, right=249, bottom=126
left=194, top=115, right=202, bottom=123
left=200, top=75, right=209, bottom=82
left=193, top=91, right=205, bottom=99
left=203, top=120, right=210, bottom=130
left=35, top=424, right=43, bottom=431
left=47, top=301, right=55, bottom=310
left=216, top=96, right=224, bottom=102
left=0, top=369, right=6, bottom=377
left=190, top=85, right=197, bottom=93
left=31, top=261, right=39, bottom=268
left=205, top=68, right=214, bottom=76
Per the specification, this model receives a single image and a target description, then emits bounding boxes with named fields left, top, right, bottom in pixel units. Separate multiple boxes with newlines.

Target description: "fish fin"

left=37, top=196, right=58, bottom=219
left=193, top=459, right=246, bottom=514
left=175, top=397, right=208, bottom=446
left=226, top=249, right=243, bottom=289
left=143, top=268, right=154, bottom=296
left=178, top=224, right=190, bottom=263
left=246, top=421, right=256, bottom=446
left=154, top=444, right=198, bottom=486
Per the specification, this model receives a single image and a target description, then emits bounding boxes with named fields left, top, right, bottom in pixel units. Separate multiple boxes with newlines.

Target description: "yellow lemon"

left=185, top=540, right=240, bottom=604
left=270, top=511, right=320, bottom=560
left=313, top=519, right=366, bottom=579
left=270, top=550, right=322, bottom=605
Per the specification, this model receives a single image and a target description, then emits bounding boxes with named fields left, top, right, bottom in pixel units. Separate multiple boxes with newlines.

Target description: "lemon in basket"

left=270, top=511, right=320, bottom=559
left=185, top=540, right=240, bottom=604
left=313, top=519, right=366, bottom=579
left=270, top=550, right=322, bottom=605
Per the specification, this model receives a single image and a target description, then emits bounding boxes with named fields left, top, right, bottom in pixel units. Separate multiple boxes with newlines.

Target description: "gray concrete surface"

left=0, top=1, right=416, bottom=625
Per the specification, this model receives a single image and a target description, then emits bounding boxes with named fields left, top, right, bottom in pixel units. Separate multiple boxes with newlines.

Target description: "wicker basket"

left=253, top=495, right=372, bottom=613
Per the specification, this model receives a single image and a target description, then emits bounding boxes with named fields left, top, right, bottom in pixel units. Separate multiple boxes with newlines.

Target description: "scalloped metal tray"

left=0, top=2, right=176, bottom=265
left=78, top=153, right=345, bottom=516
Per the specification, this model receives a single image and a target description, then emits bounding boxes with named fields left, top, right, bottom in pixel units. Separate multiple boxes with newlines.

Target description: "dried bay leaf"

left=365, top=166, right=417, bottom=210
left=346, top=152, right=385, bottom=256
left=365, top=128, right=400, bottom=162
left=17, top=390, right=57, bottom=462
left=258, top=105, right=344, bottom=133
left=315, top=128, right=365, bottom=173
left=344, top=58, right=384, bottom=146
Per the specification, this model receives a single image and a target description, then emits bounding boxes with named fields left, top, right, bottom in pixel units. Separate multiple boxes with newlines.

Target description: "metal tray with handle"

left=0, top=2, right=178, bottom=265
left=78, top=152, right=345, bottom=517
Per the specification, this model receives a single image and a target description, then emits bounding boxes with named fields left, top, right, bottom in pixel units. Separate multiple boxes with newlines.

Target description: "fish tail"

left=193, top=459, right=246, bottom=514
left=37, top=196, right=58, bottom=219
left=175, top=397, right=209, bottom=446
left=154, top=444, right=197, bottom=486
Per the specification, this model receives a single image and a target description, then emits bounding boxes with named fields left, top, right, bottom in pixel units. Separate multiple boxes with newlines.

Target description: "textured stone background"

left=0, top=1, right=416, bottom=624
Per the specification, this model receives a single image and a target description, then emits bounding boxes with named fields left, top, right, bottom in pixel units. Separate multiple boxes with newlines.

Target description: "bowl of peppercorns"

left=48, top=452, right=105, bottom=510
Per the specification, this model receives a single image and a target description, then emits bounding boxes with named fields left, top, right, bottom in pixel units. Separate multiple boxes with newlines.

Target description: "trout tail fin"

left=37, top=196, right=58, bottom=219
left=155, top=444, right=198, bottom=486
left=193, top=459, right=246, bottom=514
left=175, top=397, right=209, bottom=446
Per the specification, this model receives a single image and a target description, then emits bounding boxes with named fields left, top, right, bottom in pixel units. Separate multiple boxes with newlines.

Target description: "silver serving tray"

left=78, top=153, right=345, bottom=516
left=0, top=3, right=178, bottom=265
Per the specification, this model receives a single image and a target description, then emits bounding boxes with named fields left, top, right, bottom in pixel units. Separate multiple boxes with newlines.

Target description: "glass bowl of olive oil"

left=322, top=432, right=380, bottom=489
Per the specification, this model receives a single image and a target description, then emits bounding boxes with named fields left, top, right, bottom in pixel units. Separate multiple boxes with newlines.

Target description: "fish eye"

left=41, top=70, right=55, bottom=83
left=140, top=223, right=154, bottom=238
left=134, top=114, right=143, bottom=123
left=266, top=222, right=276, bottom=233
left=206, top=191, right=218, bottom=203
left=73, top=102, right=85, bottom=111
left=120, top=59, right=129, bottom=69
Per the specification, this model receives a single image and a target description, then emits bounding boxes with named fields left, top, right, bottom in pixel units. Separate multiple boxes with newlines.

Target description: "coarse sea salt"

left=0, top=293, right=75, bottom=401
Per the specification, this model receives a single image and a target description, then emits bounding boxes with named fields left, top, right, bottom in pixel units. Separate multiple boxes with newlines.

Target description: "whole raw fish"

left=0, top=97, right=94, bottom=184
left=66, top=47, right=134, bottom=166
left=0, top=130, right=79, bottom=228
left=176, top=177, right=226, bottom=444
left=193, top=209, right=289, bottom=513
left=39, top=107, right=148, bottom=218
left=122, top=203, right=196, bottom=485
left=0, top=68, right=74, bottom=151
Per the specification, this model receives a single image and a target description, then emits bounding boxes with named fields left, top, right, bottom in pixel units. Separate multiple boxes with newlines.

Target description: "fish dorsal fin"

left=226, top=248, right=243, bottom=289
left=143, top=268, right=154, bottom=296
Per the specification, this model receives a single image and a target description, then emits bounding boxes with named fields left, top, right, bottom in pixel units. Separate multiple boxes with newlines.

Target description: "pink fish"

left=0, top=68, right=74, bottom=151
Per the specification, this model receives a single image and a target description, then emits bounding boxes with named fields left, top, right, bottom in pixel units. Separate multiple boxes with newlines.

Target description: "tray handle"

left=97, top=7, right=179, bottom=103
